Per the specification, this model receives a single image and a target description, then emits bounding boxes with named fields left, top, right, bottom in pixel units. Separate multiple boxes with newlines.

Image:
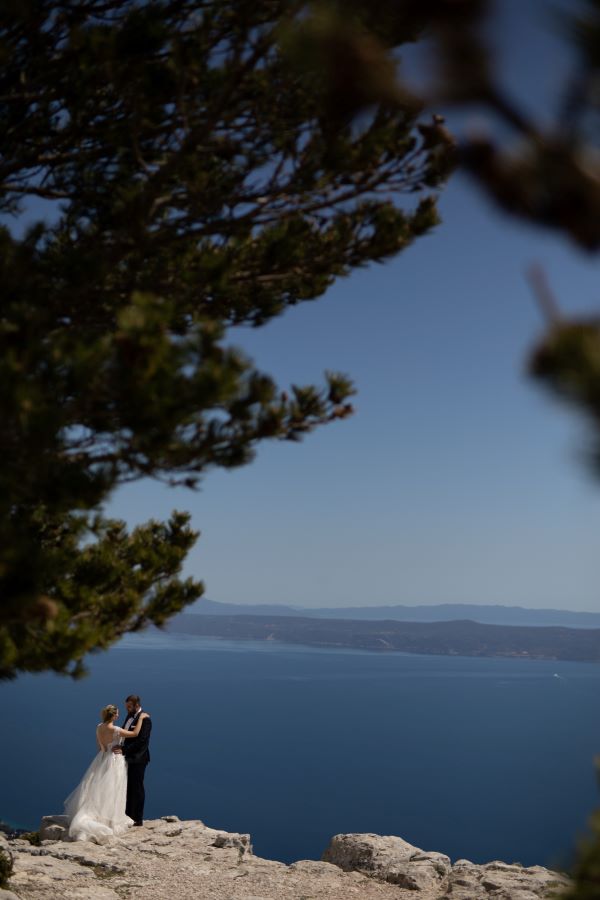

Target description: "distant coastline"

left=164, top=612, right=600, bottom=662
left=188, top=599, right=600, bottom=629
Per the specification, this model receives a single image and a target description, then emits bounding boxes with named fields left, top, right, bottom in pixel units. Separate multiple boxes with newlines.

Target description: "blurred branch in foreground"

left=0, top=0, right=454, bottom=677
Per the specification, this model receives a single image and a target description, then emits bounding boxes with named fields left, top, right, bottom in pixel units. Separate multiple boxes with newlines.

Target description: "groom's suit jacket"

left=122, top=710, right=152, bottom=766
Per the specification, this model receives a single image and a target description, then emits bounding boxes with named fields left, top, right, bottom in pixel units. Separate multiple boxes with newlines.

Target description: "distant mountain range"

left=190, top=599, right=600, bottom=629
left=166, top=612, right=600, bottom=662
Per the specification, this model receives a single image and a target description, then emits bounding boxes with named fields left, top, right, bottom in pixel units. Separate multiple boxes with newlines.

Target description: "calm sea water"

left=2, top=633, right=600, bottom=869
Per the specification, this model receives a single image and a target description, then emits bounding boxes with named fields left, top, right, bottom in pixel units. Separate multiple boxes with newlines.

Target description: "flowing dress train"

left=63, top=726, right=133, bottom=843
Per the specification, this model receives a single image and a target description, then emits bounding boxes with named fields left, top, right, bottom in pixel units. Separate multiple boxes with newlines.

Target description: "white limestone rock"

left=3, top=818, right=572, bottom=900
left=211, top=831, right=252, bottom=855
left=322, top=832, right=451, bottom=890
left=322, top=833, right=569, bottom=898
left=442, top=859, right=570, bottom=900
left=39, top=815, right=69, bottom=842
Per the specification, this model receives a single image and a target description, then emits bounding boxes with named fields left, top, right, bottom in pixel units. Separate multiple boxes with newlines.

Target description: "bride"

left=63, top=704, right=149, bottom=843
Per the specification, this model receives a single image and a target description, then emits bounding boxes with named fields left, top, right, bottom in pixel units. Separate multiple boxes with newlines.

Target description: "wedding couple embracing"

left=63, top=694, right=152, bottom=844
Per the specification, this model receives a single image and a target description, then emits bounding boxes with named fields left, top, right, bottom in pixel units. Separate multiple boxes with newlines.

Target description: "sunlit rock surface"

left=1, top=818, right=570, bottom=899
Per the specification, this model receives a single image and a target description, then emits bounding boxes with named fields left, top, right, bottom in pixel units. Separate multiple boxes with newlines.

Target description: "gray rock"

left=0, top=890, right=22, bottom=900
left=322, top=832, right=569, bottom=898
left=441, top=858, right=570, bottom=899
left=39, top=815, right=70, bottom=843
left=322, top=832, right=451, bottom=890
left=4, top=818, right=571, bottom=900
left=211, top=831, right=253, bottom=856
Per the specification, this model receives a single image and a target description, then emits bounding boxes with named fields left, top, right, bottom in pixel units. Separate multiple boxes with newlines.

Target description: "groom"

left=113, top=693, right=152, bottom=826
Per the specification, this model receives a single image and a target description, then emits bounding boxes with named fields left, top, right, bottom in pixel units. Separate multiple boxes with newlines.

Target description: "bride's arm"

left=112, top=713, right=149, bottom=739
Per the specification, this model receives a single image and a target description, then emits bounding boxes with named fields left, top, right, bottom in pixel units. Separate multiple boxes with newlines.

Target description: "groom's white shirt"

left=124, top=707, right=143, bottom=731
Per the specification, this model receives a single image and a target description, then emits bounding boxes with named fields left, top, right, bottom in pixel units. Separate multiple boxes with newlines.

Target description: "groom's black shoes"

left=133, top=821, right=143, bottom=827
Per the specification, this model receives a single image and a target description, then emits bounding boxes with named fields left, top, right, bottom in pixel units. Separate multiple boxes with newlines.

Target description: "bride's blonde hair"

left=101, top=704, right=119, bottom=723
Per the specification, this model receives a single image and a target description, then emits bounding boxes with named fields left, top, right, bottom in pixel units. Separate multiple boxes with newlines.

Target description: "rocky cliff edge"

left=0, top=815, right=571, bottom=900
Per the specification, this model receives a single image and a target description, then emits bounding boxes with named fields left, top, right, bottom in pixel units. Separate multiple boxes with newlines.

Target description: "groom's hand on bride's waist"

left=112, top=746, right=123, bottom=754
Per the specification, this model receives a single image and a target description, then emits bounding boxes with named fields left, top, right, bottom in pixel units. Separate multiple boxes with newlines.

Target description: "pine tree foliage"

left=561, top=762, right=600, bottom=900
left=0, top=0, right=454, bottom=678
left=298, top=0, right=600, bottom=472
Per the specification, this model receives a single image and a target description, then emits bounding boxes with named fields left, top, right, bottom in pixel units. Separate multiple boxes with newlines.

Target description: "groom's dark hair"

left=126, top=694, right=141, bottom=705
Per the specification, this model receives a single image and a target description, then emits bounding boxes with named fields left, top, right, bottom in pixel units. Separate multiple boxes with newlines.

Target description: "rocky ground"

left=0, top=816, right=571, bottom=900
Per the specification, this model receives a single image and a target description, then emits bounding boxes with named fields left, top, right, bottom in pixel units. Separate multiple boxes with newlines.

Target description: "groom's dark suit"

left=122, top=709, right=152, bottom=824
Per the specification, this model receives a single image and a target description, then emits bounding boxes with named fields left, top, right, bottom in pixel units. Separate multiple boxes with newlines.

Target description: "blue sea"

left=2, top=633, right=600, bottom=870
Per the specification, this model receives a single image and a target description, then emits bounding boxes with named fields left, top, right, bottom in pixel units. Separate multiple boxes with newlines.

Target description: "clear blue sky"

left=15, top=2, right=600, bottom=612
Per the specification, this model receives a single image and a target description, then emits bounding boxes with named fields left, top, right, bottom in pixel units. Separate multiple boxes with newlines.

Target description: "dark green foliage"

left=431, top=0, right=600, bottom=251
left=529, top=319, right=600, bottom=479
left=297, top=0, right=600, bottom=462
left=20, top=832, right=41, bottom=847
left=300, top=0, right=600, bottom=250
left=0, top=1, right=452, bottom=678
left=562, top=763, right=600, bottom=900
left=0, top=847, right=13, bottom=888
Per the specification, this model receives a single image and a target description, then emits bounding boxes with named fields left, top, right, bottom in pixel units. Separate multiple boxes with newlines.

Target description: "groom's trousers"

left=126, top=762, right=147, bottom=823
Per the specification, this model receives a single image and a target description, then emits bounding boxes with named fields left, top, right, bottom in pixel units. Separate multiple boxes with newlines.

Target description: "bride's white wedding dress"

left=63, top=726, right=133, bottom=843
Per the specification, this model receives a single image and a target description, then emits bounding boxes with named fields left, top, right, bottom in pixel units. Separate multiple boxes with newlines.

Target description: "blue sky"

left=11, top=1, right=600, bottom=612
left=107, top=0, right=600, bottom=612
left=107, top=158, right=600, bottom=611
